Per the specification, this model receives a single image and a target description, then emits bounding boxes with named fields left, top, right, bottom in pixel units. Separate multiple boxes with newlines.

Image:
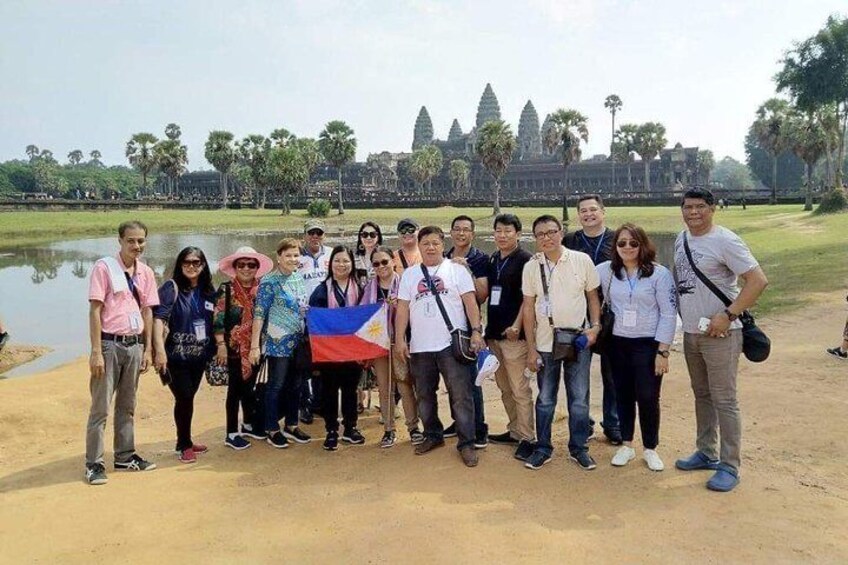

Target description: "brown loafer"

left=414, top=438, right=445, bottom=455
left=460, top=446, right=478, bottom=467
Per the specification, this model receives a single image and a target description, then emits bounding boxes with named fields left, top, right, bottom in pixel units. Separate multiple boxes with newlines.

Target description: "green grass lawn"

left=0, top=205, right=845, bottom=315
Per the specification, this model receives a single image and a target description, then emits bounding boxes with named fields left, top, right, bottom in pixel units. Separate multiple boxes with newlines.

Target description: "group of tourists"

left=83, top=186, right=768, bottom=493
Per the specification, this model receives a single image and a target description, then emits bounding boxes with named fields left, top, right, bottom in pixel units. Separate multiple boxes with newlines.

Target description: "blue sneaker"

left=706, top=464, right=739, bottom=492
left=675, top=451, right=720, bottom=471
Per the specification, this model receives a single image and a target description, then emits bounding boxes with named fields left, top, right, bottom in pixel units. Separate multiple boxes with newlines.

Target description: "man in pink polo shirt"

left=85, top=220, right=159, bottom=485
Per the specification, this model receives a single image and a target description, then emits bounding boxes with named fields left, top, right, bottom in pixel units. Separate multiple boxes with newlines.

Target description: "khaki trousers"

left=372, top=356, right=419, bottom=434
left=489, top=339, right=535, bottom=441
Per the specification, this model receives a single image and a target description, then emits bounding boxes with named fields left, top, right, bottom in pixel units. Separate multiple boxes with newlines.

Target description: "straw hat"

left=218, top=246, right=274, bottom=279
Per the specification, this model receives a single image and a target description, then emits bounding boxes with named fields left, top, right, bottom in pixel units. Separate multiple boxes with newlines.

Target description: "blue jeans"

left=264, top=356, right=299, bottom=433
left=535, top=348, right=592, bottom=456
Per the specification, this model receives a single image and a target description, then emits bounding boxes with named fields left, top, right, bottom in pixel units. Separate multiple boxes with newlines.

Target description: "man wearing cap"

left=394, top=218, right=421, bottom=275
left=298, top=219, right=332, bottom=423
left=85, top=220, right=159, bottom=485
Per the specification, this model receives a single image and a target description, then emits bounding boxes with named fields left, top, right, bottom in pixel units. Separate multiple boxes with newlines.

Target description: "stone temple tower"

left=517, top=100, right=542, bottom=160
left=447, top=119, right=463, bottom=143
left=412, top=106, right=434, bottom=151
left=475, top=83, right=502, bottom=129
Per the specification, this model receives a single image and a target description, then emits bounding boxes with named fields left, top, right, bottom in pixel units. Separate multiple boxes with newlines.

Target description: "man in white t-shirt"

left=395, top=226, right=485, bottom=467
left=673, top=187, right=768, bottom=492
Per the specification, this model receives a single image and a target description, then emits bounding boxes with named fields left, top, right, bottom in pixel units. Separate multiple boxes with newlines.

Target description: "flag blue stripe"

left=306, top=303, right=382, bottom=336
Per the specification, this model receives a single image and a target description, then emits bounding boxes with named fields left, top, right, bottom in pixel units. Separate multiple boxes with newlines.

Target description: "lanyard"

left=580, top=232, right=606, bottom=264
left=626, top=274, right=638, bottom=301
left=494, top=254, right=511, bottom=282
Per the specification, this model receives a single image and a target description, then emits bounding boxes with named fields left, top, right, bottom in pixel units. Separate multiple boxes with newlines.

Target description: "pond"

left=0, top=231, right=676, bottom=377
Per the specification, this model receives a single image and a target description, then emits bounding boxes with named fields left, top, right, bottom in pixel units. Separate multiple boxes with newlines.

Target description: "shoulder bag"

left=205, top=282, right=231, bottom=386
left=592, top=269, right=616, bottom=355
left=682, top=233, right=770, bottom=363
left=421, top=264, right=477, bottom=365
left=538, top=262, right=581, bottom=362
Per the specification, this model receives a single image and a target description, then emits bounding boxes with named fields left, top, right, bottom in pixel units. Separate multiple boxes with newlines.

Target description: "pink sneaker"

left=179, top=448, right=197, bottom=464
left=192, top=443, right=208, bottom=454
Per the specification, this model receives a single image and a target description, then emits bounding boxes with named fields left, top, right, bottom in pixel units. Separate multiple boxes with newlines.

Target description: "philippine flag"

left=306, top=303, right=391, bottom=363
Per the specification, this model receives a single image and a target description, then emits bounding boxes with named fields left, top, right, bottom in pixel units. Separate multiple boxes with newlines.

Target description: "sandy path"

left=1, top=293, right=846, bottom=563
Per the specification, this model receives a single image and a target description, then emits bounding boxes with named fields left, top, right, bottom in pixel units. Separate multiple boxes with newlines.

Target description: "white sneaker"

left=611, top=445, right=636, bottom=466
left=643, top=449, right=665, bottom=471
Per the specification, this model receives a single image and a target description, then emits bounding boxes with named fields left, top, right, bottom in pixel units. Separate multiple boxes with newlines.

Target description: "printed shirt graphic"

left=154, top=283, right=215, bottom=363
left=298, top=245, right=332, bottom=297
left=254, top=270, right=307, bottom=357
left=673, top=226, right=759, bottom=334
left=398, top=259, right=475, bottom=354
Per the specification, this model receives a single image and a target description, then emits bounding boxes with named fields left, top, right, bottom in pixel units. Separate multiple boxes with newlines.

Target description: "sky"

left=1, top=0, right=845, bottom=170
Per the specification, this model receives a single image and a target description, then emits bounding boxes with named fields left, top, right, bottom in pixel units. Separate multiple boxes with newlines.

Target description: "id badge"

left=538, top=297, right=552, bottom=318
left=193, top=319, right=207, bottom=341
left=490, top=286, right=502, bottom=307
left=128, top=311, right=142, bottom=332
left=622, top=308, right=638, bottom=328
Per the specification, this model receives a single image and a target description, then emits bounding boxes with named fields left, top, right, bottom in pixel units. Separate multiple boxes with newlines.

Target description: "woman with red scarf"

left=213, top=246, right=274, bottom=450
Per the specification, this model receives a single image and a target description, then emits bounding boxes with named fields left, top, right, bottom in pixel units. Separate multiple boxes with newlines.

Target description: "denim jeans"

left=264, top=356, right=299, bottom=433
left=411, top=346, right=475, bottom=450
left=535, top=348, right=592, bottom=456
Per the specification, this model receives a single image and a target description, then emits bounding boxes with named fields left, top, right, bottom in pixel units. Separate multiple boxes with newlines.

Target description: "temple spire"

left=447, top=119, right=463, bottom=142
left=517, top=100, right=541, bottom=160
left=412, top=106, right=434, bottom=151
left=475, top=83, right=502, bottom=129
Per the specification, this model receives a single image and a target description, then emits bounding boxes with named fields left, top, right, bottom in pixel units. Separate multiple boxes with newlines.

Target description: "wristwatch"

left=723, top=308, right=738, bottom=322
left=657, top=350, right=670, bottom=358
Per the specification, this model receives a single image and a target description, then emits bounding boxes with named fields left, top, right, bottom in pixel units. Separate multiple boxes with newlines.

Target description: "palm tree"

left=126, top=133, right=159, bottom=194
left=697, top=149, right=715, bottom=186
left=270, top=128, right=295, bottom=147
left=408, top=150, right=429, bottom=195
left=408, top=145, right=444, bottom=196
left=39, top=149, right=56, bottom=164
left=613, top=124, right=638, bottom=192
left=786, top=110, right=829, bottom=211
left=752, top=98, right=790, bottom=204
left=544, top=109, right=588, bottom=223
left=89, top=149, right=103, bottom=167
left=68, top=149, right=84, bottom=166
left=237, top=135, right=272, bottom=208
left=25, top=145, right=39, bottom=161
left=633, top=122, right=667, bottom=193
left=604, top=95, right=623, bottom=187
left=165, top=123, right=182, bottom=140
left=476, top=120, right=517, bottom=215
left=318, top=120, right=357, bottom=214
left=155, top=139, right=188, bottom=197
left=449, top=159, right=470, bottom=198
left=266, top=144, right=308, bottom=215
left=204, top=130, right=236, bottom=208
left=293, top=137, right=321, bottom=197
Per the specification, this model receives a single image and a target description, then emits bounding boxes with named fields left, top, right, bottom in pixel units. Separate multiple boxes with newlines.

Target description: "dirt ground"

left=1, top=292, right=846, bottom=564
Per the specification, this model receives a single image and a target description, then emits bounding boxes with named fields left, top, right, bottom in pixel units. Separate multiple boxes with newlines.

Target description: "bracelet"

left=216, top=342, right=226, bottom=347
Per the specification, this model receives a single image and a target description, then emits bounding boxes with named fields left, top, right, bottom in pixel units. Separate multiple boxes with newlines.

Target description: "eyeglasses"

left=398, top=227, right=416, bottom=235
left=616, top=240, right=640, bottom=249
left=372, top=259, right=391, bottom=268
left=360, top=231, right=378, bottom=239
left=451, top=227, right=473, bottom=234
left=306, top=229, right=324, bottom=237
left=534, top=229, right=561, bottom=240
left=235, top=261, right=259, bottom=269
left=182, top=259, right=203, bottom=267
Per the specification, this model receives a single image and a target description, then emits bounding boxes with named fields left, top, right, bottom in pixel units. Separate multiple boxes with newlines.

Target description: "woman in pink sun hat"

left=213, top=246, right=274, bottom=451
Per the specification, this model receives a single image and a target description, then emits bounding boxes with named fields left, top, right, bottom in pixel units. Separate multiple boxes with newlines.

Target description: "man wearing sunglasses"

left=297, top=219, right=332, bottom=424
left=562, top=194, right=622, bottom=447
left=443, top=215, right=490, bottom=448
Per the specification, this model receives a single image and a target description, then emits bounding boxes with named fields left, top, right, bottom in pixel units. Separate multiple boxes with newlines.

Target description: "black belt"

left=101, top=332, right=142, bottom=346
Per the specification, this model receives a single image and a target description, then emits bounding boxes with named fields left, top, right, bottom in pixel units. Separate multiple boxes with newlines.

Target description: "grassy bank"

left=0, top=205, right=845, bottom=314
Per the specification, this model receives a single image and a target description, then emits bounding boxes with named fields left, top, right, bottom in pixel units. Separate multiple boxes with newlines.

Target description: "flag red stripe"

left=310, top=335, right=389, bottom=363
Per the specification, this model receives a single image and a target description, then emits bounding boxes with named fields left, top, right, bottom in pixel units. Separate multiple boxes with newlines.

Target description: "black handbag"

left=205, top=282, right=232, bottom=386
left=683, top=233, right=770, bottom=363
left=592, top=271, right=615, bottom=355
left=421, top=264, right=477, bottom=365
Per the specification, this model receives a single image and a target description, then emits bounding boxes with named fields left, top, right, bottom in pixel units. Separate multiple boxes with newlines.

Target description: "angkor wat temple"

left=176, top=83, right=707, bottom=204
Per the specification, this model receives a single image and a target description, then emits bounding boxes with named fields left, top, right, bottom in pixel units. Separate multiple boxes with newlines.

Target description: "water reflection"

left=0, top=231, right=675, bottom=377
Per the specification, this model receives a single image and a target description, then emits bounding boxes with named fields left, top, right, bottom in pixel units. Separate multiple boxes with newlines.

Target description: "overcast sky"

left=1, top=1, right=845, bottom=169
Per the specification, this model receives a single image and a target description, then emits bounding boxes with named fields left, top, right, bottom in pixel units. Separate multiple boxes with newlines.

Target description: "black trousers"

left=607, top=336, right=663, bottom=449
left=167, top=360, right=205, bottom=451
left=318, top=362, right=362, bottom=433
left=225, top=355, right=259, bottom=434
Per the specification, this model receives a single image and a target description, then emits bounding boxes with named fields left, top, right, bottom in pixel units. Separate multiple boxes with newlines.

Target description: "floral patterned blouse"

left=253, top=270, right=307, bottom=358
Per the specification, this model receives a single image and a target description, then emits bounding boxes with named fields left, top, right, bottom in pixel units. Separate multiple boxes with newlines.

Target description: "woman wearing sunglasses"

left=361, top=246, right=423, bottom=448
left=596, top=224, right=677, bottom=472
left=354, top=221, right=383, bottom=285
left=153, top=246, right=217, bottom=464
left=213, top=247, right=274, bottom=450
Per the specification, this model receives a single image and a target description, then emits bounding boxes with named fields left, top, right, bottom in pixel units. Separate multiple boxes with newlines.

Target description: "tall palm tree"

left=697, top=149, right=715, bottom=186
left=237, top=135, right=272, bottom=209
left=67, top=149, right=84, bottom=166
left=165, top=123, right=182, bottom=140
left=155, top=139, right=188, bottom=197
left=476, top=120, right=516, bottom=215
left=786, top=110, right=829, bottom=211
left=293, top=137, right=321, bottom=197
left=266, top=144, right=308, bottom=215
left=270, top=128, right=295, bottom=147
left=25, top=145, right=39, bottom=161
left=544, top=109, right=588, bottom=223
left=752, top=98, right=790, bottom=204
left=633, top=122, right=667, bottom=193
left=604, top=95, right=623, bottom=187
left=126, top=133, right=159, bottom=194
left=204, top=130, right=236, bottom=208
left=613, top=124, right=638, bottom=192
left=449, top=159, right=470, bottom=198
left=318, top=120, right=357, bottom=215
left=89, top=149, right=103, bottom=166
left=409, top=145, right=444, bottom=196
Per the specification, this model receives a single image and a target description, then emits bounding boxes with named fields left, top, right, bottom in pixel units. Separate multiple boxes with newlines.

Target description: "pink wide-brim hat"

left=218, top=246, right=274, bottom=279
